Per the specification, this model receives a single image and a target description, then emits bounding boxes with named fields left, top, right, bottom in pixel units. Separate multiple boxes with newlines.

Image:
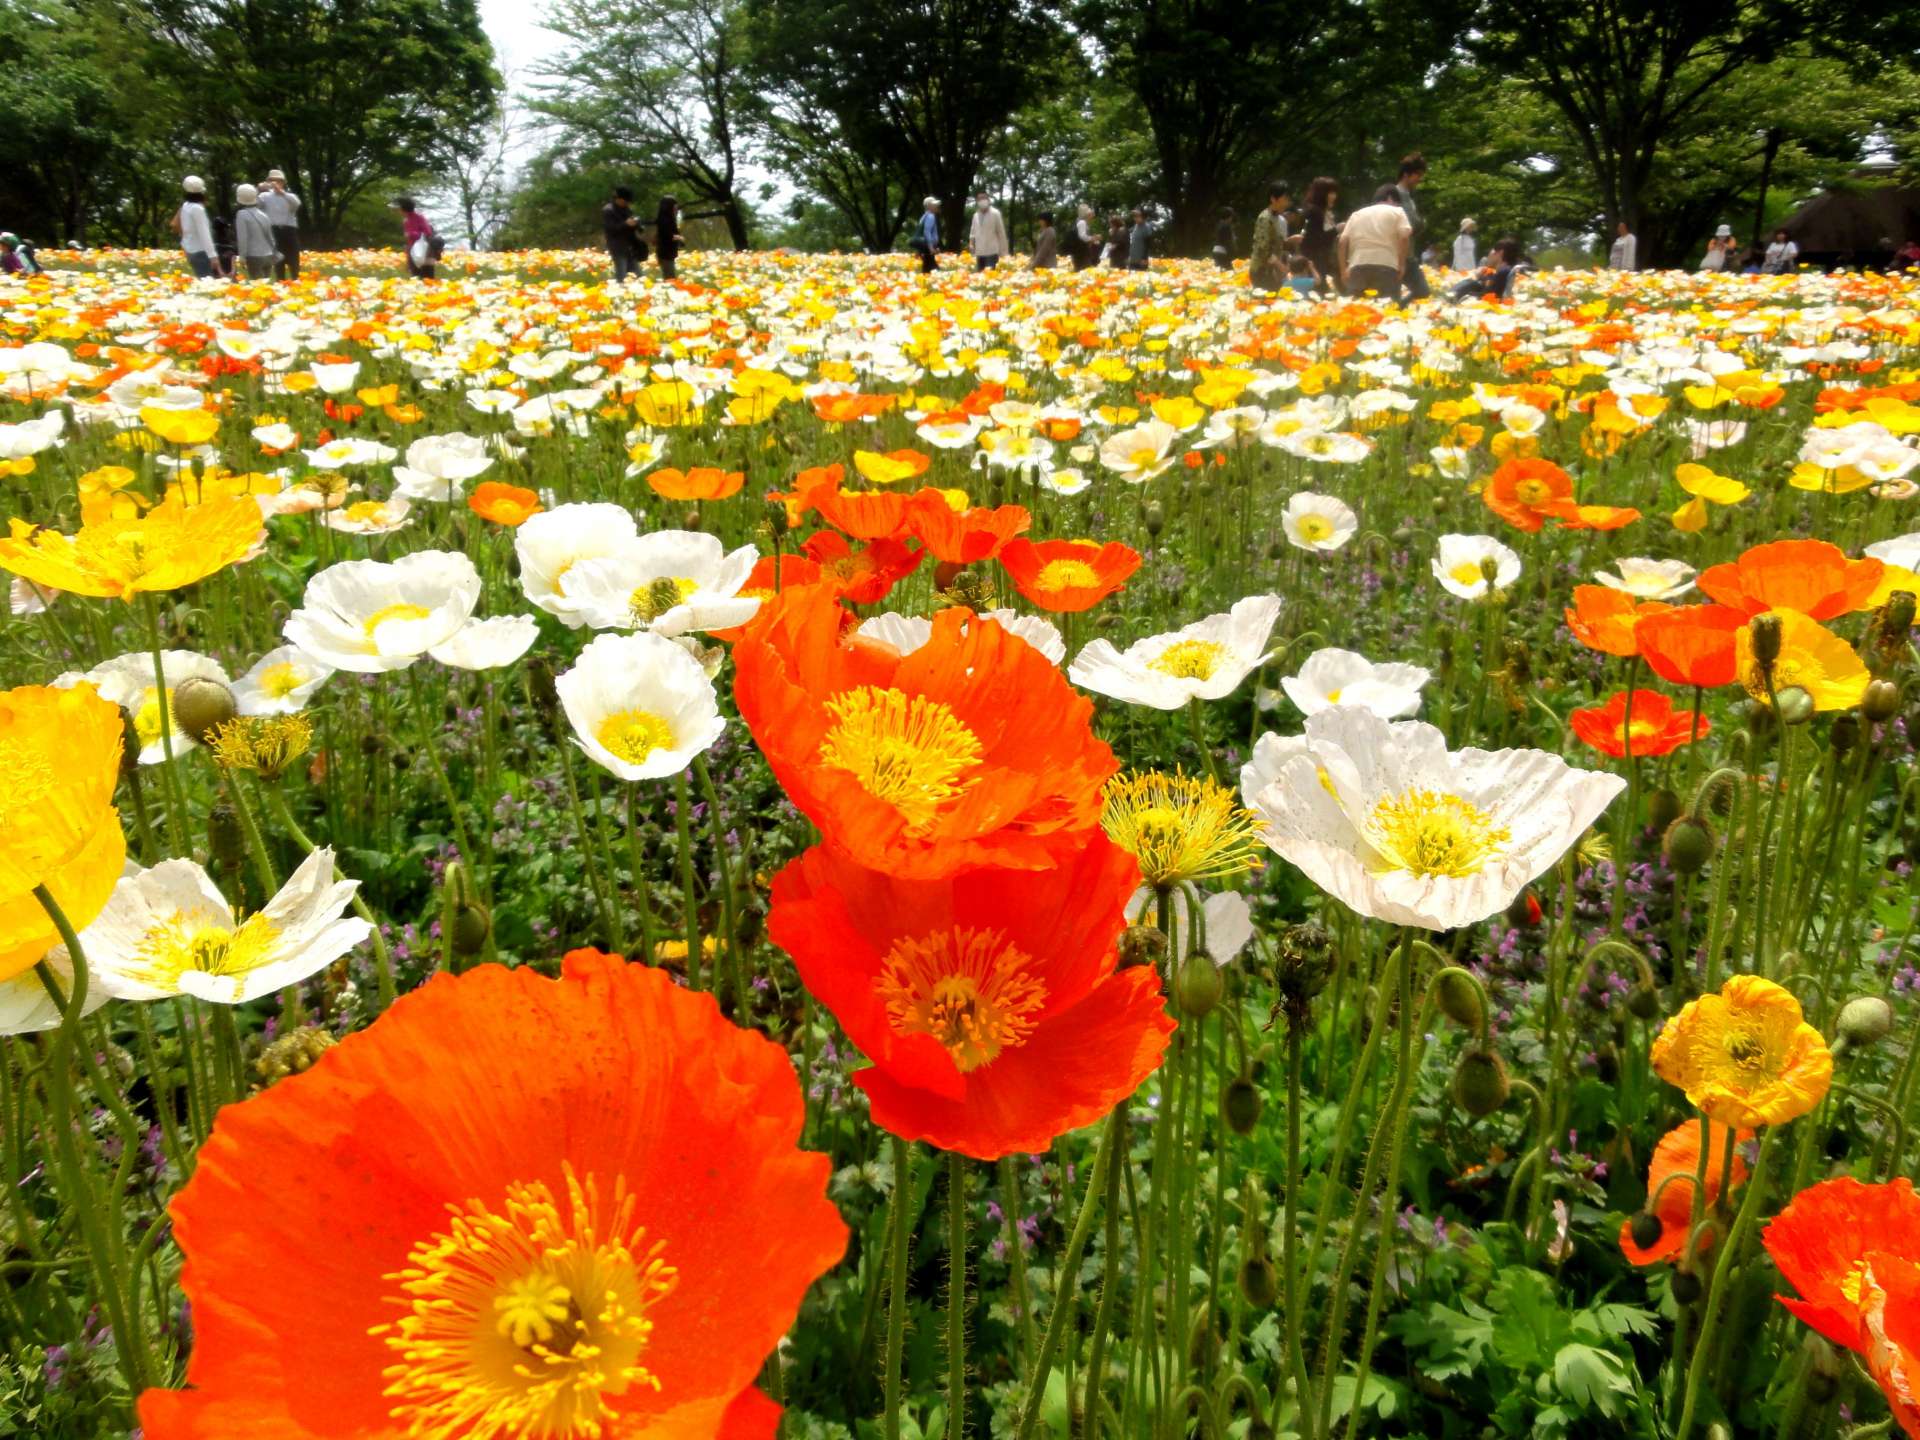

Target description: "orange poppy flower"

left=997, top=538, right=1141, bottom=613
left=648, top=466, right=745, bottom=501
left=1542, top=499, right=1642, bottom=531
left=1570, top=689, right=1708, bottom=760
left=802, top=531, right=925, bottom=604
left=732, top=585, right=1116, bottom=878
left=1564, top=586, right=1674, bottom=657
left=810, top=484, right=916, bottom=541
left=709, top=554, right=825, bottom=644
left=811, top=391, right=895, bottom=424
left=1765, top=1177, right=1920, bottom=1353
left=1864, top=1256, right=1920, bottom=1438
left=1696, top=539, right=1885, bottom=620
left=767, top=463, right=844, bottom=529
left=466, top=482, right=544, bottom=526
left=1483, top=457, right=1573, bottom=532
left=138, top=952, right=846, bottom=1440
left=1635, top=605, right=1746, bottom=688
left=1618, top=1119, right=1751, bottom=1265
left=766, top=835, right=1173, bottom=1159
left=905, top=489, right=1031, bottom=565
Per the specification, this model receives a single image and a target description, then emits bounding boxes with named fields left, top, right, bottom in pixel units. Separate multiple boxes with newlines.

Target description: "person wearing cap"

left=913, top=197, right=941, bottom=274
left=1453, top=217, right=1477, bottom=272
left=233, top=184, right=278, bottom=279
left=1700, top=225, right=1733, bottom=272
left=969, top=191, right=1008, bottom=270
left=1029, top=211, right=1059, bottom=270
left=0, top=234, right=38, bottom=275
left=603, top=186, right=644, bottom=282
left=257, top=169, right=301, bottom=279
left=176, top=176, right=216, bottom=279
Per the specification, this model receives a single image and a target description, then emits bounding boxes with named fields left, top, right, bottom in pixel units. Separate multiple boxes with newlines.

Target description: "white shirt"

left=1765, top=239, right=1798, bottom=272
left=258, top=187, right=301, bottom=228
left=236, top=206, right=278, bottom=258
left=1341, top=203, right=1411, bottom=270
left=1610, top=233, right=1637, bottom=270
left=1453, top=233, right=1476, bottom=270
left=178, top=200, right=214, bottom=256
left=970, top=205, right=1008, bottom=258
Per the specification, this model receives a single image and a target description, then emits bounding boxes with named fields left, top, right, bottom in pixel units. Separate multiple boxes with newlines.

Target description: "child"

left=1285, top=256, right=1317, bottom=298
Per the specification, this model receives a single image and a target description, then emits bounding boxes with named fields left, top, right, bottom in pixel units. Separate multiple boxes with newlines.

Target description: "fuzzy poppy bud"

left=172, top=675, right=237, bottom=745
left=1222, top=1074, right=1262, bottom=1135
left=1806, top=1334, right=1843, bottom=1402
left=1450, top=1048, right=1509, bottom=1117
left=1864, top=678, right=1901, bottom=723
left=763, top=497, right=791, bottom=537
left=1595, top=1042, right=1620, bottom=1083
left=118, top=710, right=142, bottom=777
left=1505, top=889, right=1543, bottom=928
left=1882, top=589, right=1916, bottom=638
left=1435, top=968, right=1487, bottom=1034
left=1175, top=951, right=1223, bottom=1018
left=682, top=508, right=703, bottom=531
left=1143, top=502, right=1165, bottom=536
left=1628, top=1211, right=1663, bottom=1251
left=1118, top=923, right=1168, bottom=970
left=1663, top=816, right=1715, bottom=875
left=1749, top=612, right=1782, bottom=667
left=1775, top=685, right=1814, bottom=726
left=1671, top=1269, right=1703, bottom=1304
left=1646, top=788, right=1682, bottom=834
left=1626, top=983, right=1660, bottom=1021
left=1479, top=555, right=1501, bottom=586
left=1238, top=1254, right=1280, bottom=1309
left=1837, top=995, right=1893, bottom=1049
left=1830, top=712, right=1860, bottom=756
left=443, top=861, right=491, bottom=959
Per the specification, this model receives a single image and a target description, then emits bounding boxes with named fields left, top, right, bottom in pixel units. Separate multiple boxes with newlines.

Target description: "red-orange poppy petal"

left=1865, top=1253, right=1920, bottom=1437
left=138, top=954, right=845, bottom=1439
left=1765, top=1176, right=1920, bottom=1353
left=803, top=531, right=926, bottom=604
left=998, top=538, right=1141, bottom=613
left=1635, top=604, right=1746, bottom=688
left=1564, top=585, right=1673, bottom=658
left=710, top=554, right=826, bottom=644
left=906, top=490, right=1031, bottom=564
left=1570, top=689, right=1708, bottom=760
left=1697, top=539, right=1886, bottom=620
left=1618, top=1119, right=1749, bottom=1267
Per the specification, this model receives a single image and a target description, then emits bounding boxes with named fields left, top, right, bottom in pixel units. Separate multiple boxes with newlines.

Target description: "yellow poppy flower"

left=1671, top=497, right=1709, bottom=534
left=140, top=405, right=221, bottom=447
left=632, top=381, right=701, bottom=428
left=1732, top=608, right=1870, bottom=711
left=1650, top=974, right=1832, bottom=1128
left=1788, top=462, right=1875, bottom=494
left=0, top=495, right=262, bottom=601
left=1675, top=463, right=1750, bottom=505
left=0, top=684, right=128, bottom=981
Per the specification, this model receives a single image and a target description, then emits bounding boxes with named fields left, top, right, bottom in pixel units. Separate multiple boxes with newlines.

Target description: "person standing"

left=394, top=196, right=436, bottom=278
left=176, top=176, right=216, bottom=279
left=1212, top=207, right=1236, bottom=270
left=1453, top=218, right=1477, bottom=271
left=1299, top=176, right=1340, bottom=291
left=913, top=197, right=941, bottom=274
left=652, top=196, right=684, bottom=281
left=1127, top=207, right=1155, bottom=271
left=1103, top=214, right=1128, bottom=267
left=0, top=234, right=37, bottom=274
left=1071, top=204, right=1098, bottom=271
left=1030, top=211, right=1059, bottom=269
left=1249, top=181, right=1291, bottom=291
left=1609, top=221, right=1637, bottom=270
left=1393, top=153, right=1430, bottom=299
left=1763, top=229, right=1799, bottom=273
left=603, top=186, right=644, bottom=282
left=1338, top=185, right=1411, bottom=298
left=969, top=191, right=1008, bottom=270
left=258, top=169, right=301, bottom=279
left=1701, top=226, right=1731, bottom=271
left=233, top=184, right=278, bottom=279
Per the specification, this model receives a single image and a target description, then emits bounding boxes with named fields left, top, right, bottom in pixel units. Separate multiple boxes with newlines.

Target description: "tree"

left=435, top=95, right=519, bottom=249
left=532, top=0, right=757, bottom=249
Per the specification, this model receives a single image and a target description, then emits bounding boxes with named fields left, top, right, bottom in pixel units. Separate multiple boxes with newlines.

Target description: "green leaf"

left=1552, top=1343, right=1633, bottom=1417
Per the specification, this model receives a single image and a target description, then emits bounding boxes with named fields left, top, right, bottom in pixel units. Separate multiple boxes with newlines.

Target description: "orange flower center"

left=1035, top=558, right=1100, bottom=591
left=375, top=1168, right=676, bottom=1440
left=878, top=927, right=1048, bottom=1072
left=818, top=686, right=983, bottom=833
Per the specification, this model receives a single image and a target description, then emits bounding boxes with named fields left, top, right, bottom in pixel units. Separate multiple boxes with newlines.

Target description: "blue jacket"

left=918, top=210, right=940, bottom=248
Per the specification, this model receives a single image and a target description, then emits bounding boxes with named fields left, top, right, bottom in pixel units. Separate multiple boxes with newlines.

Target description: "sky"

left=480, top=0, right=564, bottom=83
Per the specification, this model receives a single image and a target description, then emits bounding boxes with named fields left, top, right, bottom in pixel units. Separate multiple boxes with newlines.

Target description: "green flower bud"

left=1626, top=983, right=1660, bottom=1021
left=1450, top=1048, right=1510, bottom=1117
left=1174, top=951, right=1223, bottom=1018
left=172, top=675, right=237, bottom=745
left=1143, top=502, right=1165, bottom=536
left=1663, top=816, right=1715, bottom=875
left=1749, top=612, right=1782, bottom=666
left=1628, top=1211, right=1663, bottom=1251
left=1646, top=787, right=1683, bottom=834
left=1830, top=712, right=1860, bottom=756
left=1238, top=1254, right=1280, bottom=1309
left=1775, top=686, right=1814, bottom=726
left=1671, top=1269, right=1703, bottom=1304
left=1864, top=678, right=1901, bottom=722
left=1118, top=923, right=1168, bottom=970
left=1222, top=1074, right=1262, bottom=1136
left=1435, top=968, right=1487, bottom=1033
left=1837, top=995, right=1893, bottom=1049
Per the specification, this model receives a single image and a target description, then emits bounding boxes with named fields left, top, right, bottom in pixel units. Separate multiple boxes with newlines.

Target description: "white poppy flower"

left=1069, top=594, right=1282, bottom=710
left=251, top=421, right=299, bottom=451
left=390, top=432, right=495, bottom=501
left=429, top=615, right=541, bottom=671
left=1594, top=557, right=1696, bottom=600
left=465, top=388, right=519, bottom=415
left=1276, top=429, right=1372, bottom=464
left=233, top=645, right=334, bottom=715
left=0, top=938, right=112, bottom=1033
left=515, top=502, right=640, bottom=628
left=0, top=411, right=67, bottom=459
left=10, top=577, right=54, bottom=616
left=856, top=608, right=1066, bottom=665
left=559, top=531, right=761, bottom=636
left=1430, top=446, right=1473, bottom=479
left=1282, top=492, right=1359, bottom=552
left=85, top=849, right=371, bottom=1005
left=1685, top=419, right=1747, bottom=456
left=556, top=631, right=727, bottom=781
left=87, top=650, right=232, bottom=764
left=1125, top=886, right=1255, bottom=965
left=1198, top=406, right=1267, bottom=450
left=1041, top=467, right=1091, bottom=495
left=1865, top=533, right=1920, bottom=572
left=323, top=496, right=413, bottom=535
left=308, top=361, right=361, bottom=395
left=1432, top=534, right=1521, bottom=600
left=283, top=550, right=482, bottom=673
left=1239, top=730, right=1311, bottom=808
left=1099, top=419, right=1180, bottom=483
left=1281, top=648, right=1429, bottom=720
left=303, top=436, right=397, bottom=470
left=1246, top=707, right=1625, bottom=930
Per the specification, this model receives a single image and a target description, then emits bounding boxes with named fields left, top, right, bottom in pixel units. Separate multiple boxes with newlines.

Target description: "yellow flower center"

left=364, top=602, right=433, bottom=641
left=258, top=661, right=305, bottom=699
left=818, top=686, right=984, bottom=834
left=1294, top=514, right=1334, bottom=543
left=1447, top=562, right=1486, bottom=588
left=375, top=1169, right=676, bottom=1440
left=131, top=910, right=282, bottom=989
left=132, top=687, right=177, bottom=748
left=877, top=928, right=1048, bottom=1072
left=1128, top=446, right=1161, bottom=470
left=343, top=500, right=391, bottom=524
left=629, top=576, right=698, bottom=623
left=1365, top=789, right=1510, bottom=878
left=1513, top=478, right=1553, bottom=505
left=1101, top=770, right=1265, bottom=887
left=1035, top=559, right=1100, bottom=591
left=1324, top=688, right=1343, bottom=703
left=596, top=710, right=677, bottom=764
left=1148, top=639, right=1227, bottom=681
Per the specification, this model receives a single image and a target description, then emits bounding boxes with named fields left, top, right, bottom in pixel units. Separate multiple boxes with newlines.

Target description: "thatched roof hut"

left=1780, top=170, right=1920, bottom=266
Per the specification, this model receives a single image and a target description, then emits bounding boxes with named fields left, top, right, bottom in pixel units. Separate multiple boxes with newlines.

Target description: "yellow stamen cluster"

left=596, top=710, right=677, bottom=764
left=1363, top=789, right=1510, bottom=878
left=878, top=927, right=1048, bottom=1072
left=1147, top=639, right=1228, bottom=681
left=1035, top=558, right=1100, bottom=591
left=628, top=576, right=697, bottom=624
left=819, top=686, right=984, bottom=833
left=131, top=910, right=282, bottom=990
left=209, top=714, right=313, bottom=779
left=1100, top=770, right=1265, bottom=887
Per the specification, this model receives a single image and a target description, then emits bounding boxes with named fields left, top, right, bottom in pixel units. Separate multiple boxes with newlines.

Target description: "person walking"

left=1763, top=228, right=1799, bottom=274
left=1609, top=221, right=1637, bottom=271
left=1212, top=207, right=1236, bottom=270
left=913, top=197, right=941, bottom=274
left=1299, top=176, right=1340, bottom=291
left=1453, top=218, right=1477, bottom=271
left=394, top=196, right=437, bottom=278
left=176, top=176, right=216, bottom=279
left=969, top=191, right=1008, bottom=270
left=1393, top=153, right=1430, bottom=299
left=258, top=169, right=301, bottom=279
left=1030, top=211, right=1059, bottom=269
left=233, top=184, right=278, bottom=279
left=1127, top=207, right=1155, bottom=271
left=652, top=196, right=684, bottom=281
left=1249, top=181, right=1291, bottom=291
left=1071, top=204, right=1098, bottom=271
left=1338, top=184, right=1411, bottom=298
left=603, top=186, right=644, bottom=282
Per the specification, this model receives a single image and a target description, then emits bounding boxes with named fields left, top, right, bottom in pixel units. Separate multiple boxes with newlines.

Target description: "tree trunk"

left=722, top=198, right=752, bottom=250
left=1750, top=126, right=1782, bottom=248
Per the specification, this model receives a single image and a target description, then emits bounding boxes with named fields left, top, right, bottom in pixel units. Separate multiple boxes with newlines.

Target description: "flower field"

left=1, top=250, right=1918, bottom=1439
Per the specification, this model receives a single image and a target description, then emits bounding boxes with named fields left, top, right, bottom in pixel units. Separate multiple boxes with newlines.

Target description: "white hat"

left=1460, top=217, right=1476, bottom=231
left=267, top=168, right=286, bottom=181
left=236, top=183, right=258, bottom=205
left=183, top=175, right=206, bottom=195
left=1715, top=225, right=1733, bottom=238
left=924, top=196, right=941, bottom=207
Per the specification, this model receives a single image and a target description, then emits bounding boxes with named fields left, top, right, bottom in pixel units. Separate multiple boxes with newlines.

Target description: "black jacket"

left=603, top=202, right=642, bottom=255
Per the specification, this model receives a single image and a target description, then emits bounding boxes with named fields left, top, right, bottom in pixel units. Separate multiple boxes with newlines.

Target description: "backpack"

left=427, top=230, right=447, bottom=261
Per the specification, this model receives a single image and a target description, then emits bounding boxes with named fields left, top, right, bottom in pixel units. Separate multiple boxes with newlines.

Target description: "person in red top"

left=393, top=195, right=437, bottom=279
